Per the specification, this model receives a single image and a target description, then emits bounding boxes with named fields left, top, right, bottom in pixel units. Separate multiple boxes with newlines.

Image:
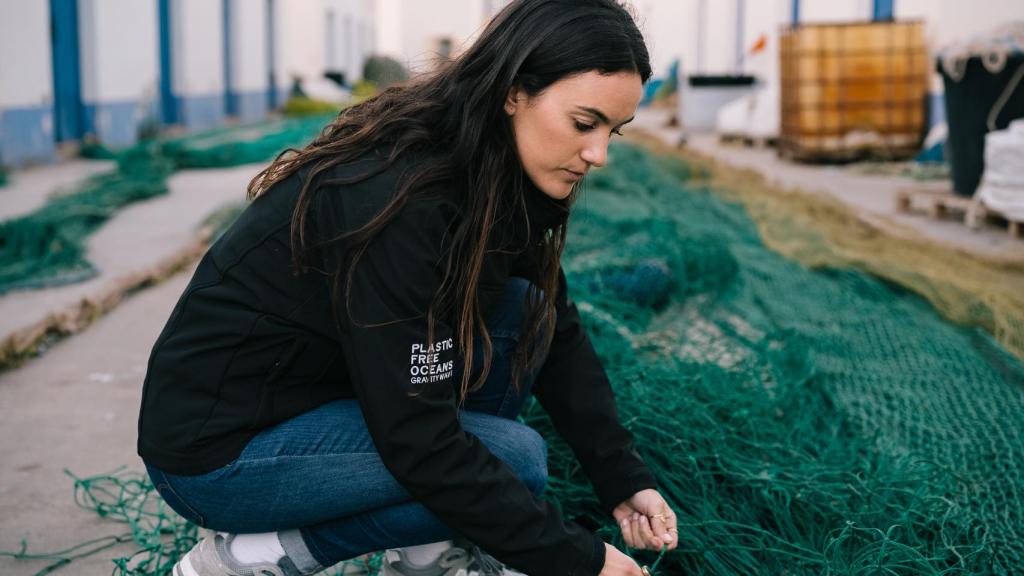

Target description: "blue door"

left=50, top=0, right=84, bottom=142
left=159, top=0, right=178, bottom=125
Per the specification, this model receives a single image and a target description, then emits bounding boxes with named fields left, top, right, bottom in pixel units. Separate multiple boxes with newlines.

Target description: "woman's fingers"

left=660, top=509, right=679, bottom=550
left=649, top=512, right=669, bottom=547
left=630, top=513, right=643, bottom=549
left=621, top=509, right=683, bottom=551
left=619, top=516, right=635, bottom=548
left=638, top=514, right=661, bottom=549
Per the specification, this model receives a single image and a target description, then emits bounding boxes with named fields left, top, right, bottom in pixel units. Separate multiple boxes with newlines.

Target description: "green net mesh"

left=0, top=115, right=333, bottom=294
left=522, top=142, right=1023, bottom=574
left=4, top=141, right=1023, bottom=575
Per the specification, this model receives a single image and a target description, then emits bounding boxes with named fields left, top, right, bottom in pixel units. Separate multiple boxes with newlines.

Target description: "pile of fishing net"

left=7, top=142, right=1024, bottom=576
left=525, top=142, right=1023, bottom=574
left=0, top=115, right=333, bottom=294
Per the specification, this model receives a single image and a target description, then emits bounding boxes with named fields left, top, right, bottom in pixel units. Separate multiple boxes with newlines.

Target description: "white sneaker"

left=380, top=542, right=526, bottom=576
left=172, top=533, right=304, bottom=576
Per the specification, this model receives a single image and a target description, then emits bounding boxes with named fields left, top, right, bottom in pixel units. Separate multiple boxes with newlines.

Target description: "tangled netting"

left=4, top=142, right=1024, bottom=575
left=649, top=134, right=1024, bottom=361
left=0, top=115, right=333, bottom=294
left=523, top=143, right=1024, bottom=574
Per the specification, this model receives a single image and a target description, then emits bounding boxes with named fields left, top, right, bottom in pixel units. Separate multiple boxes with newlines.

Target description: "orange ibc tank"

left=779, top=20, right=929, bottom=162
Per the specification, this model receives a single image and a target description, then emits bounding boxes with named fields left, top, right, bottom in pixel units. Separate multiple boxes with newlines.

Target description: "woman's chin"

left=539, top=180, right=574, bottom=200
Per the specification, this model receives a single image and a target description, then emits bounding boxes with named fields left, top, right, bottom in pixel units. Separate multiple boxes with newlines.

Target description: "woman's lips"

left=561, top=169, right=584, bottom=181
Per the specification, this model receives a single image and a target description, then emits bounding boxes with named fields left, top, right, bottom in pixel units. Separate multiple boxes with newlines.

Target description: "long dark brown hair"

left=247, top=0, right=651, bottom=403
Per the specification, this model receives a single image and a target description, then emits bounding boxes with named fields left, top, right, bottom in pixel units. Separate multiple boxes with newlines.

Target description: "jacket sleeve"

left=327, top=197, right=607, bottom=576
left=531, top=268, right=657, bottom=513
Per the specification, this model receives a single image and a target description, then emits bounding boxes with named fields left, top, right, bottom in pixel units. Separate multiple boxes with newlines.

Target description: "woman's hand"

left=599, top=542, right=644, bottom=575
left=612, top=489, right=679, bottom=551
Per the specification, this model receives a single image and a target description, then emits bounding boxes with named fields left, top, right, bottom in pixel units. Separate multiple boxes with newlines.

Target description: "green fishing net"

left=0, top=115, right=333, bottom=294
left=524, top=142, right=1023, bottom=574
left=4, top=142, right=1023, bottom=575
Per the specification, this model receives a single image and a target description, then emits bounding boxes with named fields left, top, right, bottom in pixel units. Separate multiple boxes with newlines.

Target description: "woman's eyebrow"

left=574, top=106, right=635, bottom=126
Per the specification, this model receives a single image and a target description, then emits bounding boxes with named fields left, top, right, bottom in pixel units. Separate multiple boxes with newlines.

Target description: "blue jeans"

left=145, top=278, right=549, bottom=570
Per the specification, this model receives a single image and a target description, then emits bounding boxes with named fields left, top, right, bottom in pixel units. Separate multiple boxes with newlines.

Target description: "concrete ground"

left=631, top=108, right=1024, bottom=261
left=0, top=163, right=263, bottom=345
left=0, top=269, right=192, bottom=575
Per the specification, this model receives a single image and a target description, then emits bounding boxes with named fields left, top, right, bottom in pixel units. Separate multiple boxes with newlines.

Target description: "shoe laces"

left=436, top=544, right=506, bottom=576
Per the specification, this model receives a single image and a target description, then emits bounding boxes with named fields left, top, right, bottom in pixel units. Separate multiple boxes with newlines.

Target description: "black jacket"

left=138, top=148, right=656, bottom=575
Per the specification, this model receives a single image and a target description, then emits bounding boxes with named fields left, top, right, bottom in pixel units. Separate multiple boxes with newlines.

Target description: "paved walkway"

left=0, top=163, right=262, bottom=347
left=0, top=270, right=193, bottom=575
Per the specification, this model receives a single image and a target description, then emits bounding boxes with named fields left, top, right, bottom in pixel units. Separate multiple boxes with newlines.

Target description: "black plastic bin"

left=939, top=55, right=1024, bottom=196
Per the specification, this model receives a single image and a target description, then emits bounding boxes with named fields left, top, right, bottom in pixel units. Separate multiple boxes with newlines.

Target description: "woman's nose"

left=580, top=142, right=608, bottom=168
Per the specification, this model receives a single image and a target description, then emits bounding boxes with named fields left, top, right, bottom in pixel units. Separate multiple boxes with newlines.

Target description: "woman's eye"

left=574, top=120, right=596, bottom=132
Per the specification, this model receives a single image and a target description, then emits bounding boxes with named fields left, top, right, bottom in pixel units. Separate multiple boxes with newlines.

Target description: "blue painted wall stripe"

left=0, top=106, right=56, bottom=165
left=159, top=0, right=177, bottom=125
left=179, top=94, right=227, bottom=131
left=791, top=0, right=800, bottom=26
left=873, top=0, right=894, bottom=21
left=233, top=90, right=269, bottom=122
left=50, top=0, right=85, bottom=142
left=223, top=0, right=237, bottom=116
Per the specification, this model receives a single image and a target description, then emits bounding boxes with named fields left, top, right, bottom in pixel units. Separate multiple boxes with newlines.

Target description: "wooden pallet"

left=719, top=133, right=777, bottom=148
left=894, top=185, right=1022, bottom=238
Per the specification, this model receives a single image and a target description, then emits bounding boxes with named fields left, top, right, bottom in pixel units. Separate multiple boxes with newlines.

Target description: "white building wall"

left=176, top=0, right=225, bottom=97
left=376, top=0, right=403, bottom=61
left=79, top=0, right=159, bottom=102
left=800, top=0, right=871, bottom=24
left=896, top=0, right=1024, bottom=51
left=637, top=0, right=778, bottom=78
left=703, top=0, right=740, bottom=74
left=0, top=1, right=55, bottom=164
left=76, top=0, right=159, bottom=146
left=0, top=2, right=52, bottom=108
left=740, top=0, right=790, bottom=88
left=375, top=0, right=494, bottom=73
left=229, top=0, right=268, bottom=92
left=322, top=0, right=376, bottom=83
left=167, top=0, right=225, bottom=130
left=280, top=1, right=327, bottom=86
left=634, top=1, right=690, bottom=77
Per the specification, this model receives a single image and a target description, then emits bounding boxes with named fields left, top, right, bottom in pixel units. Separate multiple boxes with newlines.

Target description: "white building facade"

left=637, top=0, right=1024, bottom=129
left=3, top=0, right=1020, bottom=168
left=0, top=0, right=374, bottom=168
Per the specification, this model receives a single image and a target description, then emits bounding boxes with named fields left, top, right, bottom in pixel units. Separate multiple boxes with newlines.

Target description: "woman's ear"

left=504, top=85, right=522, bottom=116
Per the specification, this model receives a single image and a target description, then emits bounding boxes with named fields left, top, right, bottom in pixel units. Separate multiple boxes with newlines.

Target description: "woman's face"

left=505, top=70, right=643, bottom=200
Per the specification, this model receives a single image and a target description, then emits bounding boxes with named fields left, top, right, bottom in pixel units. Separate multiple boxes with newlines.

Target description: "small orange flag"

left=750, top=34, right=767, bottom=54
